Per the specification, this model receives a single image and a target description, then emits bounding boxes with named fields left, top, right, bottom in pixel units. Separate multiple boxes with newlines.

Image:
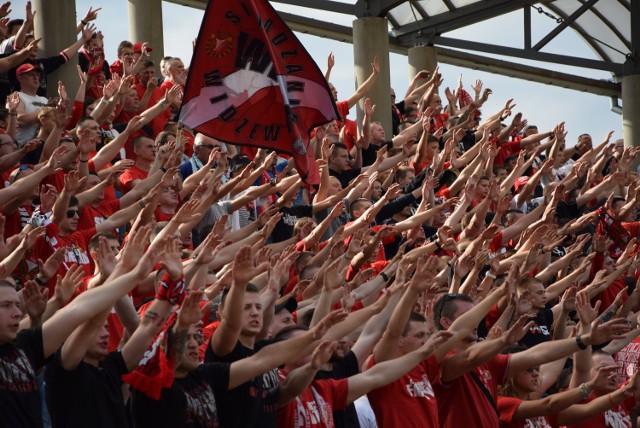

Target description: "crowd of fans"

left=2, top=2, right=640, bottom=428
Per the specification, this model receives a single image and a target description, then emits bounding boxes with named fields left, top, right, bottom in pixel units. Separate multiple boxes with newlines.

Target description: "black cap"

left=275, top=297, right=297, bottom=314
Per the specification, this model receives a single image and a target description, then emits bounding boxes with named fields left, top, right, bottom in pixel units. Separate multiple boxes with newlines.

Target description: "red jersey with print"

left=497, top=395, right=559, bottom=428
left=277, top=370, right=348, bottom=428
left=566, top=394, right=636, bottom=428
left=435, top=352, right=510, bottom=428
left=615, top=336, right=640, bottom=385
left=367, top=353, right=439, bottom=427
left=30, top=223, right=96, bottom=294
left=77, top=199, right=121, bottom=231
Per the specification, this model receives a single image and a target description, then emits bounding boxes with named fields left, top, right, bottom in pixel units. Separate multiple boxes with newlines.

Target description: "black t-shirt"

left=329, top=168, right=362, bottom=190
left=44, top=349, right=130, bottom=428
left=0, top=327, right=45, bottom=428
left=132, top=363, right=230, bottom=428
left=520, top=308, right=554, bottom=348
left=272, top=205, right=313, bottom=243
left=315, top=350, right=361, bottom=428
left=204, top=341, right=279, bottom=428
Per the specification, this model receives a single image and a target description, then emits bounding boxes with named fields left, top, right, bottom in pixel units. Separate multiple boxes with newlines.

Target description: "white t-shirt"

left=17, top=91, right=48, bottom=145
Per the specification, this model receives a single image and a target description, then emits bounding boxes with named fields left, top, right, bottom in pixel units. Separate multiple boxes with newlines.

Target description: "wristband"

left=576, top=334, right=588, bottom=350
left=79, top=158, right=89, bottom=163
left=578, top=383, right=592, bottom=399
left=485, top=272, right=497, bottom=280
left=343, top=254, right=352, bottom=260
left=81, top=19, right=87, bottom=25
left=138, top=200, right=146, bottom=208
left=380, top=272, right=389, bottom=283
left=33, top=275, right=46, bottom=286
left=155, top=271, right=186, bottom=305
left=434, top=241, right=442, bottom=251
left=608, top=393, right=615, bottom=407
left=160, top=167, right=167, bottom=173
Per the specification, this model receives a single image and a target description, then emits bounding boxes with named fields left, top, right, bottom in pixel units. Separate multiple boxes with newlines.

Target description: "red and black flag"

left=179, top=0, right=340, bottom=184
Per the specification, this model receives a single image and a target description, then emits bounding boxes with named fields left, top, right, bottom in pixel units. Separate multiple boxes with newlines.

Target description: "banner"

left=179, top=0, right=340, bottom=184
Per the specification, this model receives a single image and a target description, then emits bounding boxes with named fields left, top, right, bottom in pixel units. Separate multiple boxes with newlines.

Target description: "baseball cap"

left=513, top=176, right=530, bottom=192
left=133, top=42, right=153, bottom=53
left=275, top=297, right=298, bottom=314
left=16, top=63, right=39, bottom=77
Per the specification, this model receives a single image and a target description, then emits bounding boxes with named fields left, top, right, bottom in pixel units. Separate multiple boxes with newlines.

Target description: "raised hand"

left=410, top=255, right=439, bottom=292
left=63, top=170, right=88, bottom=194
left=232, top=245, right=269, bottom=287
left=159, top=238, right=184, bottom=281
left=589, top=317, right=631, bottom=344
left=120, top=224, right=152, bottom=273
left=177, top=290, right=209, bottom=328
left=38, top=247, right=65, bottom=282
left=311, top=341, right=337, bottom=370
left=22, top=281, right=48, bottom=322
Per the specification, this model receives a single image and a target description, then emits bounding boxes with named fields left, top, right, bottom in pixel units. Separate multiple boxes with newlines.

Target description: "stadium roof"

left=167, top=0, right=639, bottom=97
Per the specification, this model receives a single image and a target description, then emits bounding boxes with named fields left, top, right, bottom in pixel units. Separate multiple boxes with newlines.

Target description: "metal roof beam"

left=430, top=35, right=623, bottom=74
left=533, top=0, right=599, bottom=51
left=392, top=0, right=537, bottom=37
left=272, top=0, right=354, bottom=16
left=354, top=0, right=406, bottom=18
left=279, top=12, right=620, bottom=96
left=626, top=0, right=640, bottom=74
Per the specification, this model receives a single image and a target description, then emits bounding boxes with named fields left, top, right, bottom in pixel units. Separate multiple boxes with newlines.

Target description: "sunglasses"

left=198, top=144, right=219, bottom=150
left=66, top=209, right=80, bottom=218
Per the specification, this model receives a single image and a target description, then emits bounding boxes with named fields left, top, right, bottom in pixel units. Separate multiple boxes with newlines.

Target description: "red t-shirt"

left=276, top=370, right=349, bottom=428
left=42, top=170, right=67, bottom=193
left=367, top=353, right=439, bottom=427
left=0, top=205, right=31, bottom=239
left=119, top=165, right=148, bottom=193
left=135, top=83, right=171, bottom=137
left=497, top=396, right=558, bottom=428
left=566, top=394, right=636, bottom=428
left=77, top=199, right=121, bottom=231
left=154, top=208, right=175, bottom=222
left=435, top=352, right=511, bottom=428
left=30, top=223, right=96, bottom=293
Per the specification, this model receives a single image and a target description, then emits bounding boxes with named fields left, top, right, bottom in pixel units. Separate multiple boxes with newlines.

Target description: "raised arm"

left=210, top=246, right=266, bottom=356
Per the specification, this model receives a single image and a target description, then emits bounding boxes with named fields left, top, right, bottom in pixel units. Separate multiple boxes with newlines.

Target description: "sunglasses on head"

left=66, top=209, right=80, bottom=218
left=435, top=293, right=467, bottom=326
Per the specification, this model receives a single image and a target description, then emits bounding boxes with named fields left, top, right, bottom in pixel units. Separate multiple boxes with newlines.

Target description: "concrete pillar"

left=622, top=74, right=640, bottom=150
left=128, top=0, right=165, bottom=68
left=33, top=0, right=78, bottom=99
left=408, top=45, right=437, bottom=85
left=352, top=17, right=392, bottom=139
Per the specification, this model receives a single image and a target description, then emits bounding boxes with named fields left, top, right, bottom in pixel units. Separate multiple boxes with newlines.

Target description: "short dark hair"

left=402, top=312, right=426, bottom=336
left=69, top=196, right=79, bottom=208
left=274, top=324, right=308, bottom=342
left=433, top=293, right=474, bottom=330
left=117, top=41, right=133, bottom=57
left=219, top=283, right=259, bottom=309
left=7, top=19, right=23, bottom=34
left=330, top=143, right=348, bottom=157
left=88, top=232, right=119, bottom=252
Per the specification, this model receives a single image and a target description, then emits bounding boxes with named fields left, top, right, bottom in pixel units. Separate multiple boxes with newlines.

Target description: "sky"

left=22, top=0, right=626, bottom=147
